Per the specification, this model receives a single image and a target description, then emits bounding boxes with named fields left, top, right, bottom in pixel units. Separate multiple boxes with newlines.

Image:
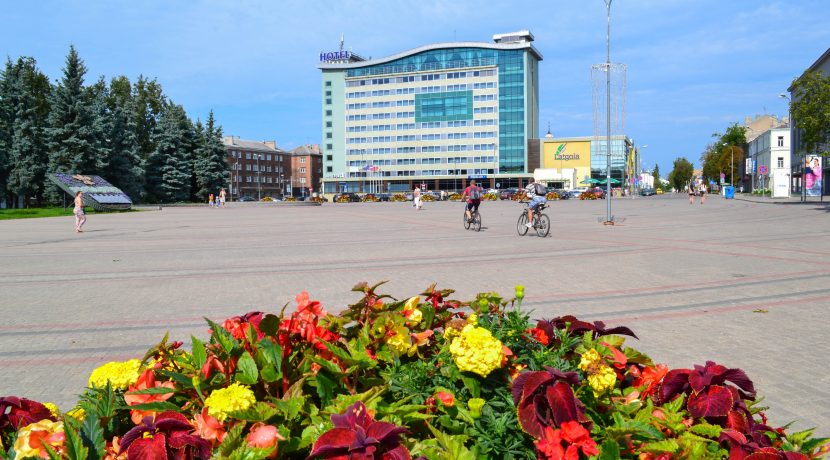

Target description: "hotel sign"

left=320, top=51, right=351, bottom=63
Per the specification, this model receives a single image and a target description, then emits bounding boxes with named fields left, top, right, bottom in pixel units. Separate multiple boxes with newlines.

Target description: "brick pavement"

left=0, top=195, right=828, bottom=435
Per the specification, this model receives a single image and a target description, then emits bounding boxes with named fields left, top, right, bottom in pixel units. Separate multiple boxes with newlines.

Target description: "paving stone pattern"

left=1, top=195, right=828, bottom=435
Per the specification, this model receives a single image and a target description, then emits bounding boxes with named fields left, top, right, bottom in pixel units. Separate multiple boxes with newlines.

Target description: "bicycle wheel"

left=463, top=210, right=471, bottom=230
left=517, top=213, right=529, bottom=235
left=472, top=212, right=481, bottom=232
left=535, top=213, right=550, bottom=237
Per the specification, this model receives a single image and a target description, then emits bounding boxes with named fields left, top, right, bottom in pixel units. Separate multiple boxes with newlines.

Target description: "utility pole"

left=604, top=0, right=613, bottom=224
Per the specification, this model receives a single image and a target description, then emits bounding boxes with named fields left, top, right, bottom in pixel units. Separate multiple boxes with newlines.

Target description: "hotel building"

left=318, top=31, right=542, bottom=193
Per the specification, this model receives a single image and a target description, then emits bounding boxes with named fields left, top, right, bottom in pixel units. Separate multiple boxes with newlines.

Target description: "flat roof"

left=319, top=40, right=542, bottom=71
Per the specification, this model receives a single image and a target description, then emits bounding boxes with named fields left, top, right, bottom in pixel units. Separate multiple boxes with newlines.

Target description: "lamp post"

left=233, top=157, right=239, bottom=201
left=780, top=92, right=799, bottom=201
left=603, top=0, right=613, bottom=224
left=279, top=174, right=284, bottom=199
left=255, top=154, right=262, bottom=201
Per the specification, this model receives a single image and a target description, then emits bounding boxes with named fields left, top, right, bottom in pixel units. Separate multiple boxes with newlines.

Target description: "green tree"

left=45, top=46, right=100, bottom=202
left=0, top=59, right=17, bottom=205
left=194, top=110, right=228, bottom=200
left=147, top=103, right=192, bottom=202
left=701, top=123, right=747, bottom=184
left=651, top=163, right=660, bottom=189
left=668, top=157, right=694, bottom=192
left=6, top=58, right=51, bottom=207
left=790, top=70, right=830, bottom=155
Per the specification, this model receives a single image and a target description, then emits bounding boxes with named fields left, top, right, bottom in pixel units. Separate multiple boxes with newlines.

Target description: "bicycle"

left=463, top=207, right=481, bottom=232
left=517, top=202, right=550, bottom=237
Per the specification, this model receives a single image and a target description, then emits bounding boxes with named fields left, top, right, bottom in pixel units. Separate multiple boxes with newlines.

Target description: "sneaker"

left=525, top=222, right=533, bottom=228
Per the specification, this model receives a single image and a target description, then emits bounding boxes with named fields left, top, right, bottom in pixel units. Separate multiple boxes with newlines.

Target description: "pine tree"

left=0, top=59, right=17, bottom=205
left=148, top=103, right=191, bottom=202
left=194, top=111, right=229, bottom=200
left=5, top=58, right=50, bottom=207
left=45, top=46, right=100, bottom=202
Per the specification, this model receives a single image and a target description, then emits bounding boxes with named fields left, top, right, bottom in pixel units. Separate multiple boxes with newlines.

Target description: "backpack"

left=533, top=183, right=547, bottom=196
left=470, top=186, right=482, bottom=200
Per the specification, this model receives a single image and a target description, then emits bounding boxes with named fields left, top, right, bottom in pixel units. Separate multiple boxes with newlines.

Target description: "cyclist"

left=524, top=179, right=547, bottom=228
left=461, top=179, right=483, bottom=222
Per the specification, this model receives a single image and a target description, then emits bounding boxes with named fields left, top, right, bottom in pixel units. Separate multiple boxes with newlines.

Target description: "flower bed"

left=546, top=191, right=561, bottom=200
left=392, top=193, right=408, bottom=202
left=482, top=192, right=499, bottom=201
left=448, top=193, right=462, bottom=201
left=362, top=194, right=380, bottom=203
left=421, top=194, right=435, bottom=202
left=1, top=284, right=827, bottom=460
left=580, top=191, right=599, bottom=200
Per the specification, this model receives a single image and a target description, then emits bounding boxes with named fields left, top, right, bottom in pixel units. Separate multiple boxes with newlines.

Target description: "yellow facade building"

left=535, top=138, right=593, bottom=189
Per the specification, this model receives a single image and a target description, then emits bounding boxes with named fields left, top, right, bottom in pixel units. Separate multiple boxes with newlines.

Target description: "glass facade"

left=415, top=91, right=473, bottom=122
left=590, top=138, right=629, bottom=183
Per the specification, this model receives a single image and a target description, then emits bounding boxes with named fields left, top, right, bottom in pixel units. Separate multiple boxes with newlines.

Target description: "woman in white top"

left=413, top=187, right=422, bottom=210
left=74, top=191, right=86, bottom=233
left=699, top=182, right=706, bottom=204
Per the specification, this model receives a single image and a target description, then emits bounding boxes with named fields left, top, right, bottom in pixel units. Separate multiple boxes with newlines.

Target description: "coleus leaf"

left=127, top=434, right=169, bottom=460
left=687, top=385, right=734, bottom=418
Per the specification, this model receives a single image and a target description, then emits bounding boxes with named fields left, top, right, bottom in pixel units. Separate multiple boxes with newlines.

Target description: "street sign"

left=758, top=165, right=768, bottom=175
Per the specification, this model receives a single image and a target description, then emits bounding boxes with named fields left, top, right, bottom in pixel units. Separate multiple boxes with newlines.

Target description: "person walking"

left=209, top=193, right=215, bottom=208
left=688, top=180, right=696, bottom=204
left=413, top=186, right=422, bottom=210
left=73, top=191, right=86, bottom=233
left=699, top=182, right=706, bottom=204
left=219, top=188, right=227, bottom=208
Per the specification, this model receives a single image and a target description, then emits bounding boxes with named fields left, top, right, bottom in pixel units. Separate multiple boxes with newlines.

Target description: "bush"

left=391, top=193, right=408, bottom=202
left=261, top=197, right=274, bottom=202
left=545, top=191, right=560, bottom=200
left=482, top=192, right=499, bottom=201
left=1, top=284, right=826, bottom=459
left=362, top=194, right=380, bottom=202
left=421, top=194, right=435, bottom=202
left=335, top=195, right=351, bottom=203
left=448, top=193, right=463, bottom=201
left=284, top=196, right=297, bottom=202
left=579, top=191, right=599, bottom=200
left=513, top=190, right=529, bottom=201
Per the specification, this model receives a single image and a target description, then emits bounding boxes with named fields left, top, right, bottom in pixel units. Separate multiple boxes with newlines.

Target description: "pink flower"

left=246, top=423, right=284, bottom=458
left=193, top=408, right=226, bottom=444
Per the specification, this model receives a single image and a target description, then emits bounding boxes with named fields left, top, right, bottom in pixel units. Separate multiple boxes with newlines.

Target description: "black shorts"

left=466, top=199, right=481, bottom=212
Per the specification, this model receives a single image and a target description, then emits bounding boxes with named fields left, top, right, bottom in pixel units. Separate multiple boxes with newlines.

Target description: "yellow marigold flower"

left=14, top=419, right=64, bottom=459
left=449, top=324, right=504, bottom=377
left=205, top=383, right=256, bottom=422
left=587, top=364, right=617, bottom=395
left=66, top=407, right=86, bottom=421
left=88, top=359, right=143, bottom=390
left=467, top=313, right=478, bottom=325
left=578, top=349, right=603, bottom=373
left=43, top=402, right=59, bottom=418
left=404, top=296, right=420, bottom=311
left=515, top=285, right=525, bottom=300
left=467, top=398, right=486, bottom=418
left=405, top=308, right=423, bottom=326
left=386, top=326, right=413, bottom=356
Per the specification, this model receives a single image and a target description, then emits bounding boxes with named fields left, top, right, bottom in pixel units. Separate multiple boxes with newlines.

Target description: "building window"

left=300, top=167, right=306, bottom=173
left=326, top=98, right=332, bottom=105
left=326, top=144, right=333, bottom=150
left=326, top=155, right=333, bottom=161
left=266, top=154, right=271, bottom=161
left=778, top=157, right=784, bottom=168
left=327, top=166, right=333, bottom=172
left=245, top=152, right=251, bottom=159
left=301, top=177, right=307, bottom=184
left=325, top=81, right=331, bottom=87
left=326, top=110, right=332, bottom=116
left=300, top=157, right=306, bottom=163
left=325, top=90, right=331, bottom=96
left=777, top=136, right=784, bottom=147
left=326, top=132, right=332, bottom=139
left=326, top=121, right=332, bottom=128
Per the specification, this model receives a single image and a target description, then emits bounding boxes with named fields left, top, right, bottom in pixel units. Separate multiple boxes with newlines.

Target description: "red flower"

left=246, top=422, right=285, bottom=458
left=221, top=312, right=264, bottom=341
left=124, top=369, right=176, bottom=424
left=527, top=327, right=550, bottom=346
left=278, top=291, right=339, bottom=356
left=630, top=364, right=668, bottom=399
left=535, top=422, right=598, bottom=460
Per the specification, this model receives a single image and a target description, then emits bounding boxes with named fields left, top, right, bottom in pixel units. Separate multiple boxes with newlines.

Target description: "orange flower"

left=103, top=436, right=125, bottom=460
left=433, top=391, right=454, bottom=407
left=246, top=422, right=285, bottom=458
left=193, top=407, right=226, bottom=444
left=124, top=369, right=175, bottom=424
left=631, top=364, right=669, bottom=399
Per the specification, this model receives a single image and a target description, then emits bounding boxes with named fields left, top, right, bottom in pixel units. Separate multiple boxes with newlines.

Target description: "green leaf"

left=459, top=375, right=480, bottom=398
left=227, top=445, right=277, bottom=460
left=125, top=386, right=176, bottom=395
left=206, top=317, right=236, bottom=353
left=228, top=402, right=281, bottom=422
left=314, top=370, right=338, bottom=407
left=259, top=314, right=280, bottom=336
left=598, top=439, right=621, bottom=460
left=128, top=401, right=182, bottom=412
left=63, top=419, right=89, bottom=460
left=80, top=414, right=106, bottom=460
left=689, top=422, right=723, bottom=438
left=258, top=340, right=282, bottom=372
left=235, top=352, right=259, bottom=384
left=273, top=396, right=305, bottom=421
left=641, top=439, right=680, bottom=454
left=218, top=424, right=246, bottom=456
left=191, top=335, right=207, bottom=370
left=260, top=364, right=280, bottom=383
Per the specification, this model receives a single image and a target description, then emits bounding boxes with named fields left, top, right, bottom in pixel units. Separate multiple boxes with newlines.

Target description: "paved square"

left=1, top=195, right=828, bottom=435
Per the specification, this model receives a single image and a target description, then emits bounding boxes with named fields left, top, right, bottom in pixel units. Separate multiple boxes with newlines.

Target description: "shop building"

left=787, top=47, right=829, bottom=198
left=289, top=144, right=323, bottom=198
left=748, top=126, right=790, bottom=197
left=318, top=30, right=542, bottom=193
left=531, top=135, right=632, bottom=190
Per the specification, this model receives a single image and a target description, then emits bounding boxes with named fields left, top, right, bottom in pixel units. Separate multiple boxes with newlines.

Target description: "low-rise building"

left=533, top=135, right=632, bottom=190
left=289, top=145, right=323, bottom=197
left=223, top=137, right=291, bottom=200
left=748, top=126, right=790, bottom=197
left=788, top=47, right=829, bottom=197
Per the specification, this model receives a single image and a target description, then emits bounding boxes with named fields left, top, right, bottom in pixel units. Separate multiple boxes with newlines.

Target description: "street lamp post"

left=603, top=0, right=613, bottom=224
left=279, top=174, right=284, bottom=198
left=256, top=154, right=262, bottom=201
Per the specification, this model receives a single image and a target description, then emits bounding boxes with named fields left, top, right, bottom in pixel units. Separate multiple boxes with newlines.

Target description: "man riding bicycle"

left=461, top=179, right=483, bottom=221
left=524, top=179, right=547, bottom=228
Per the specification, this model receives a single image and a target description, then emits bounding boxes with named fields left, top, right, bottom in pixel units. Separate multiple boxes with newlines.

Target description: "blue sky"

left=3, top=0, right=828, bottom=173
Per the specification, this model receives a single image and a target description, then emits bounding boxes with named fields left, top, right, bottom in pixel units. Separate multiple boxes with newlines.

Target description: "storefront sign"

left=468, top=174, right=487, bottom=180
left=320, top=51, right=351, bottom=63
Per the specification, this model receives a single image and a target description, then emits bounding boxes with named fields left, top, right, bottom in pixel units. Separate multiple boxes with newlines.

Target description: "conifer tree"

left=0, top=59, right=17, bottom=205
left=148, top=103, right=191, bottom=202
left=45, top=46, right=100, bottom=202
left=194, top=111, right=229, bottom=200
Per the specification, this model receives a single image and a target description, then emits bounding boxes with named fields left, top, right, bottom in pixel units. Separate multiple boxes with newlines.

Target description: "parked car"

left=640, top=188, right=656, bottom=196
left=499, top=187, right=520, bottom=200
left=567, top=188, right=586, bottom=199
left=552, top=188, right=570, bottom=200
left=588, top=187, right=606, bottom=199
left=377, top=193, right=391, bottom=202
left=238, top=196, right=256, bottom=202
left=332, top=192, right=362, bottom=202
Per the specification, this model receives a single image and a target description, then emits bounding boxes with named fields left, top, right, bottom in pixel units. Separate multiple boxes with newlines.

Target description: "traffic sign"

left=758, top=165, right=768, bottom=175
